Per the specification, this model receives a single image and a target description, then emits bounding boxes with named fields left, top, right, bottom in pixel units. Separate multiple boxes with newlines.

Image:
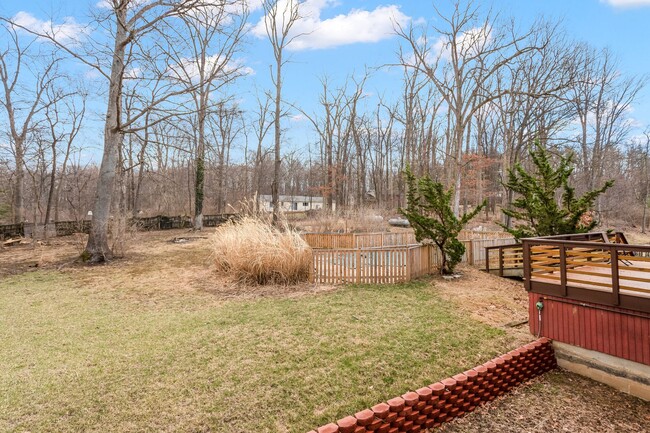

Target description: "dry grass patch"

left=433, top=265, right=531, bottom=346
left=211, top=216, right=312, bottom=285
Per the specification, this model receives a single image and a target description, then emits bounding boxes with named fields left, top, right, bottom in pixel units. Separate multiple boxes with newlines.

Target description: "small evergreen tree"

left=501, top=141, right=614, bottom=240
left=400, top=166, right=485, bottom=275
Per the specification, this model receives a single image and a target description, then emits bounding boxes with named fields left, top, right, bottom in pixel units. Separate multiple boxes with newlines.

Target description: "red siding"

left=529, top=293, right=650, bottom=365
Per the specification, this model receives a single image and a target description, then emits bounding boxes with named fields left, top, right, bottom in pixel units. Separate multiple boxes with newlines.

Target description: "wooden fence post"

left=356, top=248, right=362, bottom=284
left=309, top=252, right=315, bottom=283
left=468, top=240, right=475, bottom=266
left=406, top=248, right=412, bottom=281
left=523, top=241, right=532, bottom=291
left=499, top=247, right=504, bottom=278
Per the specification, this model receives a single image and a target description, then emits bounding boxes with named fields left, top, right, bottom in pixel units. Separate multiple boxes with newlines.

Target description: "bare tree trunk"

left=262, top=0, right=300, bottom=224
left=44, top=139, right=57, bottom=227
left=54, top=130, right=75, bottom=222
left=272, top=53, right=282, bottom=223
left=194, top=109, right=206, bottom=230
left=84, top=7, right=127, bottom=262
left=13, top=144, right=25, bottom=223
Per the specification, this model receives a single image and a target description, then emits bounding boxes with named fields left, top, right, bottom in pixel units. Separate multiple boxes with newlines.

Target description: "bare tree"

left=298, top=76, right=352, bottom=211
left=250, top=91, right=274, bottom=207
left=571, top=47, right=646, bottom=204
left=42, top=85, right=85, bottom=228
left=261, top=0, right=302, bottom=223
left=168, top=1, right=248, bottom=229
left=0, top=23, right=62, bottom=223
left=397, top=0, right=541, bottom=215
left=5, top=0, right=238, bottom=260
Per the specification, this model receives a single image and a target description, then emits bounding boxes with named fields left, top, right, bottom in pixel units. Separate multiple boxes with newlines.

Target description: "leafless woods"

left=1, top=0, right=648, bottom=259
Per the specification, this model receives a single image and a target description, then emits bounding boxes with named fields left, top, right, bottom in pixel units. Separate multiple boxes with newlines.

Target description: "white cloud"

left=434, top=25, right=492, bottom=61
left=95, top=0, right=155, bottom=9
left=290, top=113, right=306, bottom=122
left=84, top=68, right=102, bottom=79
left=251, top=0, right=410, bottom=51
left=11, top=11, right=89, bottom=44
left=169, top=54, right=254, bottom=83
left=124, top=67, right=142, bottom=79
left=602, top=0, right=650, bottom=7
left=245, top=0, right=265, bottom=12
left=404, top=24, right=492, bottom=68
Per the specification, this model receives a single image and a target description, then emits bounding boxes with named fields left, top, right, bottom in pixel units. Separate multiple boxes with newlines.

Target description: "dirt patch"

left=0, top=236, right=83, bottom=277
left=440, top=370, right=650, bottom=433
left=431, top=265, right=530, bottom=345
left=1, top=229, right=332, bottom=304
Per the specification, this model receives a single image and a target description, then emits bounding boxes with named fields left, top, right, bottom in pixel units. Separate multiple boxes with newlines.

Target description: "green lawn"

left=1, top=271, right=517, bottom=433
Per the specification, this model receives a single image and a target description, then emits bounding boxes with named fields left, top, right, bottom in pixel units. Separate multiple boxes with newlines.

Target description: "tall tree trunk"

left=194, top=109, right=206, bottom=230
left=54, top=139, right=72, bottom=222
left=44, top=139, right=57, bottom=234
left=84, top=7, right=127, bottom=262
left=13, top=141, right=25, bottom=223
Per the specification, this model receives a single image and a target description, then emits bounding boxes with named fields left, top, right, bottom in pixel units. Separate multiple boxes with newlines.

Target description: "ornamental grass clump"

left=211, top=216, right=312, bottom=285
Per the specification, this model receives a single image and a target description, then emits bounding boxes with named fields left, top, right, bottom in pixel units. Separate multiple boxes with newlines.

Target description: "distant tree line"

left=0, top=0, right=648, bottom=261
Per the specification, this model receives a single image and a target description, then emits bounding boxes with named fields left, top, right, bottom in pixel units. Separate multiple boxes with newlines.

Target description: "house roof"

left=258, top=195, right=327, bottom=203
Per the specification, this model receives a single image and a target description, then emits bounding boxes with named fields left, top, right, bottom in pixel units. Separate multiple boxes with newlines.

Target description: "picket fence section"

left=307, top=232, right=517, bottom=284
left=310, top=244, right=443, bottom=285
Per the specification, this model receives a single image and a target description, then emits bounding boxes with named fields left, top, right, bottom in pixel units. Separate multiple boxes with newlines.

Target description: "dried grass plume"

left=211, top=216, right=312, bottom=285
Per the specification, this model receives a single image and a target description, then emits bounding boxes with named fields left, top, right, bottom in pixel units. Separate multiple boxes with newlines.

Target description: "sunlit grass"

left=1, top=272, right=516, bottom=433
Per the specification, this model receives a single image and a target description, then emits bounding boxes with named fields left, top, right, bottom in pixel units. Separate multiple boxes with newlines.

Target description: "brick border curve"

left=309, top=337, right=557, bottom=433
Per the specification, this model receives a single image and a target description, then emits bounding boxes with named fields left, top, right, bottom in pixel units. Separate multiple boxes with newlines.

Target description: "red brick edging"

left=309, top=338, right=557, bottom=433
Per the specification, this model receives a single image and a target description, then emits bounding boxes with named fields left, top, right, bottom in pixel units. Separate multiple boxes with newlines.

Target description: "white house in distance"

left=258, top=195, right=335, bottom=212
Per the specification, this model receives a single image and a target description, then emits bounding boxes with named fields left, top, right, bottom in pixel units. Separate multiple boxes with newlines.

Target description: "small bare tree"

left=42, top=85, right=85, bottom=230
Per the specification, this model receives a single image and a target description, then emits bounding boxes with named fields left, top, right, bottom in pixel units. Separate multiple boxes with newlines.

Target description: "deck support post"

left=610, top=246, right=620, bottom=306
left=560, top=245, right=567, bottom=296
left=499, top=247, right=504, bottom=278
left=523, top=240, right=532, bottom=291
left=486, top=247, right=491, bottom=274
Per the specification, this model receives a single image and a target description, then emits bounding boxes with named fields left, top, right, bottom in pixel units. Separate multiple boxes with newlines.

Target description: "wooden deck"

left=522, top=232, right=650, bottom=313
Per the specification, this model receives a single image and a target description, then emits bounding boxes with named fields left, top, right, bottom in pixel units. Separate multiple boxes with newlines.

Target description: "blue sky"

left=1, top=0, right=650, bottom=159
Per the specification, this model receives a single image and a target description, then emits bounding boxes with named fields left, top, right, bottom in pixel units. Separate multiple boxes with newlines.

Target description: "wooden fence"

left=302, top=232, right=419, bottom=249
left=0, top=214, right=239, bottom=240
left=463, top=237, right=518, bottom=268
left=302, top=230, right=512, bottom=250
left=310, top=244, right=442, bottom=284
left=309, top=236, right=517, bottom=284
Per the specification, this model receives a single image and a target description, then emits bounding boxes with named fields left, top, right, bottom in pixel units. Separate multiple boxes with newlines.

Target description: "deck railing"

left=485, top=244, right=523, bottom=277
left=522, top=232, right=650, bottom=313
